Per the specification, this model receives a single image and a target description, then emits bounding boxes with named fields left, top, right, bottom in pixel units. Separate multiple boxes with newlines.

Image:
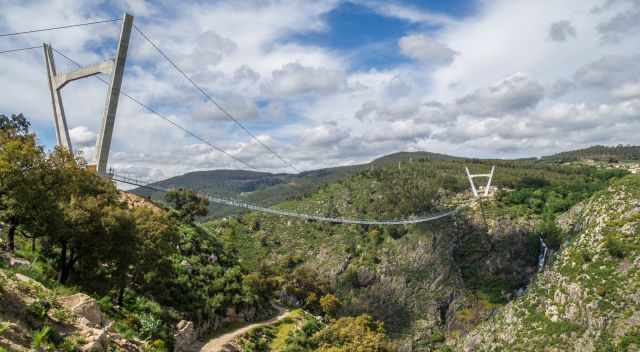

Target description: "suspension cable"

left=0, top=18, right=121, bottom=38
left=0, top=45, right=43, bottom=54
left=110, top=170, right=468, bottom=225
left=133, top=24, right=301, bottom=173
left=51, top=48, right=260, bottom=171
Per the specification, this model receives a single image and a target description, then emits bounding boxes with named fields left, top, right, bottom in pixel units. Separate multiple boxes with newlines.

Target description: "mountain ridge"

left=132, top=146, right=638, bottom=219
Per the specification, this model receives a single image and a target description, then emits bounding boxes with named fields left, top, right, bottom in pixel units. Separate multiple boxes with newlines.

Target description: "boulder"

left=80, top=323, right=111, bottom=352
left=59, top=293, right=102, bottom=327
left=14, top=273, right=46, bottom=291
left=173, top=320, right=195, bottom=352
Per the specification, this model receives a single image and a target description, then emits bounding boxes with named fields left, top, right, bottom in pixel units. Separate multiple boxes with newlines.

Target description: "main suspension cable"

left=133, top=24, right=301, bottom=173
left=52, top=47, right=260, bottom=171
left=110, top=170, right=468, bottom=225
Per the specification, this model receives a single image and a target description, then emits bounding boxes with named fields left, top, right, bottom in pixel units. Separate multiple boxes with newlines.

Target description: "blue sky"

left=1, top=0, right=640, bottom=179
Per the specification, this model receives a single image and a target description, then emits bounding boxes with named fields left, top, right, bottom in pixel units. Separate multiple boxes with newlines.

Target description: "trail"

left=198, top=306, right=289, bottom=352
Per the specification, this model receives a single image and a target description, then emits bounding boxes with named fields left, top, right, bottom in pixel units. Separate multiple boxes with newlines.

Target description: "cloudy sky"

left=1, top=0, right=639, bottom=180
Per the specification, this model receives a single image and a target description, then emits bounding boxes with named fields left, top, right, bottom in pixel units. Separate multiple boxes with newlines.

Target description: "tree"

left=312, top=315, right=392, bottom=352
left=129, top=207, right=179, bottom=302
left=45, top=147, right=131, bottom=284
left=0, top=114, right=47, bottom=252
left=165, top=188, right=209, bottom=223
left=319, top=294, right=340, bottom=317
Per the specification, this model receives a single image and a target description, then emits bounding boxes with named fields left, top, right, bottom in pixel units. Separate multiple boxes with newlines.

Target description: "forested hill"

left=132, top=146, right=640, bottom=219
left=204, top=155, right=631, bottom=350
left=542, top=145, right=640, bottom=162
left=132, top=151, right=463, bottom=218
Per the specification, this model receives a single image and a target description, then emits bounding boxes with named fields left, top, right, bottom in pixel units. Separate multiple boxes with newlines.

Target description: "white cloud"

left=301, top=124, right=350, bottom=147
left=595, top=0, right=640, bottom=42
left=69, top=126, right=97, bottom=146
left=455, top=73, right=545, bottom=116
left=356, top=0, right=456, bottom=26
left=262, top=63, right=345, bottom=97
left=398, top=34, right=457, bottom=65
left=549, top=20, right=577, bottom=42
left=611, top=82, right=640, bottom=99
left=2, top=0, right=640, bottom=180
left=574, top=54, right=640, bottom=89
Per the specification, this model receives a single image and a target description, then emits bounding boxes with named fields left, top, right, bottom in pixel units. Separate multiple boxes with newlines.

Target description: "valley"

left=1, top=113, right=639, bottom=351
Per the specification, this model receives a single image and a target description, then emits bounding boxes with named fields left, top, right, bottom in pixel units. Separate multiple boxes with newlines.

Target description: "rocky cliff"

left=457, top=175, right=640, bottom=351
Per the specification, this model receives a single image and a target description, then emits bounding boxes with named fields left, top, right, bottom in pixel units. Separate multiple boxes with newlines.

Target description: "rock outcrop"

left=455, top=175, right=640, bottom=351
left=59, top=293, right=103, bottom=327
left=174, top=320, right=196, bottom=352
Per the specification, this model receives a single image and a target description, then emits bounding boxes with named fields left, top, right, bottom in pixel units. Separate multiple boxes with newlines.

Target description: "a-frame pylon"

left=44, top=13, right=133, bottom=175
left=465, top=165, right=495, bottom=198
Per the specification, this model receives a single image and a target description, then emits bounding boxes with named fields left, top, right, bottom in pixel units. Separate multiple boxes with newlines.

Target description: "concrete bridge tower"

left=44, top=13, right=133, bottom=175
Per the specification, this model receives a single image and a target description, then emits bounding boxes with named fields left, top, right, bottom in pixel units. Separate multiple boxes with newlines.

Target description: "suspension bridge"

left=0, top=13, right=494, bottom=225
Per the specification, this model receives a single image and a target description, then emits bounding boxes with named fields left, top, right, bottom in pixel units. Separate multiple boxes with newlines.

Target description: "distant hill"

left=133, top=146, right=639, bottom=218
left=131, top=151, right=464, bottom=218
left=370, top=151, right=464, bottom=165
left=542, top=145, right=640, bottom=162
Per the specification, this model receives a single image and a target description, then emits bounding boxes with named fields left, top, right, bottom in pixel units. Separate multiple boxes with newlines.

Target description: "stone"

left=59, top=293, right=102, bottom=327
left=173, top=320, right=195, bottom=352
left=15, top=273, right=46, bottom=291
left=80, top=326, right=109, bottom=352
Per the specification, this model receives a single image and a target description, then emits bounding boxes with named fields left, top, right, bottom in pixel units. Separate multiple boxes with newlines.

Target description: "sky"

left=1, top=0, right=639, bottom=180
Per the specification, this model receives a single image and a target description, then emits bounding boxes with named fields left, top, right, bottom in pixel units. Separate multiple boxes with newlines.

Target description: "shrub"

left=606, top=236, right=626, bottom=259
left=27, top=300, right=51, bottom=324
left=312, top=315, right=392, bottom=352
left=537, top=218, right=564, bottom=250
left=319, top=294, right=340, bottom=317
left=139, top=312, right=164, bottom=340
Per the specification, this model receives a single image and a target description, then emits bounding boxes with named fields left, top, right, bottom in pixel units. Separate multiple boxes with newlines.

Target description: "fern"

left=0, top=321, right=9, bottom=335
left=31, top=325, right=50, bottom=350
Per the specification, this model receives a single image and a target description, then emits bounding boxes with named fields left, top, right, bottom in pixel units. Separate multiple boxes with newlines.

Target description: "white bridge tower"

left=465, top=165, right=496, bottom=198
left=44, top=13, right=133, bottom=175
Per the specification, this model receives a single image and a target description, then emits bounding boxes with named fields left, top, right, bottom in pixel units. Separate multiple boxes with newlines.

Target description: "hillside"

left=132, top=151, right=463, bottom=218
left=457, top=175, right=640, bottom=351
left=543, top=145, right=640, bottom=163
left=4, top=111, right=639, bottom=351
left=203, top=157, right=630, bottom=349
left=132, top=146, right=640, bottom=220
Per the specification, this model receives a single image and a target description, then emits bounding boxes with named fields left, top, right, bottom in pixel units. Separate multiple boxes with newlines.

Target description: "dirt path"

left=198, top=306, right=289, bottom=352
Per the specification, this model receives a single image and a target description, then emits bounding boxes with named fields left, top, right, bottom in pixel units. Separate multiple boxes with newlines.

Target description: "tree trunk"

left=7, top=224, right=16, bottom=252
left=31, top=237, right=36, bottom=252
left=117, top=286, right=125, bottom=306
left=58, top=240, right=69, bottom=283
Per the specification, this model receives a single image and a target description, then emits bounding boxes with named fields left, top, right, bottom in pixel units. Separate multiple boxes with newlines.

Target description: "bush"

left=139, top=312, right=164, bottom=340
left=319, top=294, right=340, bottom=317
left=27, top=300, right=51, bottom=324
left=606, top=236, right=626, bottom=259
left=537, top=218, right=564, bottom=250
left=312, top=315, right=392, bottom=352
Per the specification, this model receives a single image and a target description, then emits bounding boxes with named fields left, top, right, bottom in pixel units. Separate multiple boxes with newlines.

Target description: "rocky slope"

left=205, top=159, right=559, bottom=350
left=0, top=264, right=144, bottom=351
left=457, top=175, right=640, bottom=351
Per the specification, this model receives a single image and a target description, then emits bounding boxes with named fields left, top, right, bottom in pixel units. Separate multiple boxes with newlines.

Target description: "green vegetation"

left=205, top=154, right=627, bottom=344
left=542, top=145, right=640, bottom=162
left=3, top=112, right=639, bottom=351
left=0, top=114, right=273, bottom=350
left=237, top=311, right=392, bottom=352
left=449, top=174, right=640, bottom=351
left=496, top=167, right=627, bottom=218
